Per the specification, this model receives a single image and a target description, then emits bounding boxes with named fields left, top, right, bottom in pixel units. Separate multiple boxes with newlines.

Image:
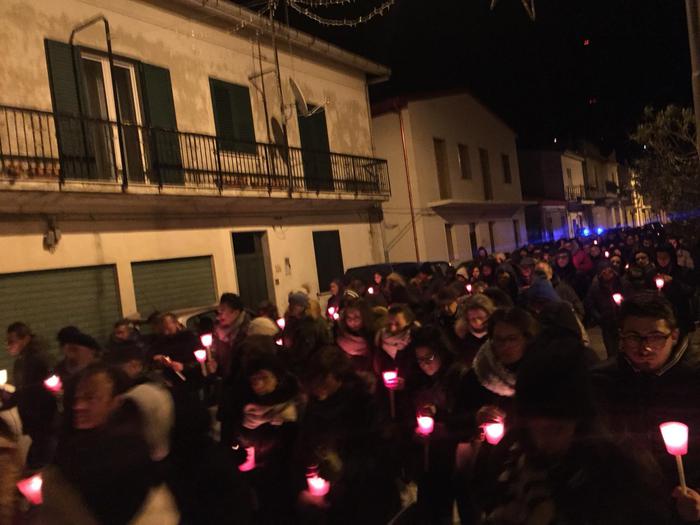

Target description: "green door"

left=298, top=107, right=333, bottom=192
left=0, top=265, right=121, bottom=374
left=131, top=256, right=216, bottom=317
left=232, top=232, right=270, bottom=310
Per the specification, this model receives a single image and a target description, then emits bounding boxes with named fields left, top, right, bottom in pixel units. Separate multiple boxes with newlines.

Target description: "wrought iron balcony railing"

left=565, top=184, right=585, bottom=200
left=0, top=105, right=390, bottom=197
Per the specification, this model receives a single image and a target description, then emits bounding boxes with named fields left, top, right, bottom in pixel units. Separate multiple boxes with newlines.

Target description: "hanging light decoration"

left=289, top=0, right=395, bottom=27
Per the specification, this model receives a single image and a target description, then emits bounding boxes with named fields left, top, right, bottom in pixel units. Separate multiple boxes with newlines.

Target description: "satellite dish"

left=289, top=78, right=310, bottom=117
left=270, top=117, right=289, bottom=163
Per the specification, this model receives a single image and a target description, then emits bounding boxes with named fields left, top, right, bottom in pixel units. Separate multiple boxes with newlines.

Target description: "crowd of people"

left=1, top=225, right=700, bottom=524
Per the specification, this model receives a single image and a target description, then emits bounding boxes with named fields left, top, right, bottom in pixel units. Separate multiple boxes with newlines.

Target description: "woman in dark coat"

left=408, top=325, right=472, bottom=524
left=294, top=346, right=400, bottom=525
left=334, top=299, right=376, bottom=388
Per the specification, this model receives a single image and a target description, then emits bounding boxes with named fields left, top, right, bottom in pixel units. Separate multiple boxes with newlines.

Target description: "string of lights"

left=288, top=0, right=395, bottom=27
left=293, top=0, right=356, bottom=6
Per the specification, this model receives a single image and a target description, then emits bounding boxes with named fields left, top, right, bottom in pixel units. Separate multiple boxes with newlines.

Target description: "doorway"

left=232, top=232, right=272, bottom=310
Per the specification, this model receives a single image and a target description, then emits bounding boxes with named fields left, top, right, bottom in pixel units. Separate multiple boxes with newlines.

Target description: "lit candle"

left=612, top=293, right=623, bottom=306
left=382, top=370, right=399, bottom=419
left=660, top=421, right=689, bottom=494
left=17, top=474, right=43, bottom=505
left=416, top=416, right=434, bottom=437
left=483, top=422, right=505, bottom=445
left=466, top=284, right=473, bottom=293
left=333, top=312, right=340, bottom=321
left=594, top=239, right=598, bottom=245
left=238, top=446, right=256, bottom=472
left=194, top=349, right=208, bottom=376
left=306, top=473, right=330, bottom=497
left=0, top=369, right=6, bottom=386
left=605, top=251, right=610, bottom=258
left=200, top=333, right=213, bottom=348
left=655, top=276, right=665, bottom=291
left=368, top=286, right=375, bottom=295
left=327, top=306, right=336, bottom=318
left=43, top=374, right=62, bottom=393
left=276, top=317, right=286, bottom=330
left=275, top=338, right=284, bottom=346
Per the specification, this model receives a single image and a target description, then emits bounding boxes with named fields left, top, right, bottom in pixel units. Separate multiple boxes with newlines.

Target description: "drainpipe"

left=396, top=103, right=420, bottom=262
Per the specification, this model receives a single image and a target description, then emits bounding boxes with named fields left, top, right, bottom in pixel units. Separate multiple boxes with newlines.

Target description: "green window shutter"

left=139, top=63, right=184, bottom=185
left=44, top=39, right=93, bottom=179
left=0, top=265, right=121, bottom=372
left=209, top=79, right=256, bottom=154
left=132, top=256, right=216, bottom=316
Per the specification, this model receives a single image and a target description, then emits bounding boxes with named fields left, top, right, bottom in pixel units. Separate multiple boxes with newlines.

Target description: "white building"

left=371, top=91, right=529, bottom=264
left=0, top=0, right=390, bottom=358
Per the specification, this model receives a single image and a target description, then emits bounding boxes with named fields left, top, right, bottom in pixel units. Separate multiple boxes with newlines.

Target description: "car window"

left=185, top=310, right=217, bottom=333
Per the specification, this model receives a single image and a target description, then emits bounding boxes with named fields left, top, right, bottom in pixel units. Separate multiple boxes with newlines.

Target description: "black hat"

left=57, top=326, right=100, bottom=352
left=220, top=293, right=245, bottom=311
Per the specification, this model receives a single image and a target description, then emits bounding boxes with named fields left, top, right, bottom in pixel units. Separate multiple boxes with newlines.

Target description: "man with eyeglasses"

left=592, top=295, right=700, bottom=522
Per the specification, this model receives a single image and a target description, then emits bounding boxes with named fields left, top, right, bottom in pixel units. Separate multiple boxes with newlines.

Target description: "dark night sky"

left=241, top=0, right=692, bottom=155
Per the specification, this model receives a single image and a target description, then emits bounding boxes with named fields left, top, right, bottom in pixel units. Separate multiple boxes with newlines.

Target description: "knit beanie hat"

left=526, top=277, right=560, bottom=304
left=288, top=291, right=310, bottom=309
left=247, top=317, right=280, bottom=337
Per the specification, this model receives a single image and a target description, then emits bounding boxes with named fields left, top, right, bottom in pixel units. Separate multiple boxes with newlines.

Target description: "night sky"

left=241, top=0, right=692, bottom=157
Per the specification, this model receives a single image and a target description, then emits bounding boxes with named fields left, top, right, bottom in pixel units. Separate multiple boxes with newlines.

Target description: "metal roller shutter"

left=0, top=265, right=121, bottom=373
left=131, top=256, right=216, bottom=317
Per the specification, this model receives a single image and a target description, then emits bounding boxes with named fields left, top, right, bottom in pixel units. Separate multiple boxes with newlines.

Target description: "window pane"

left=502, top=153, right=512, bottom=184
left=433, top=138, right=451, bottom=199
left=479, top=148, right=492, bottom=200
left=458, top=144, right=471, bottom=179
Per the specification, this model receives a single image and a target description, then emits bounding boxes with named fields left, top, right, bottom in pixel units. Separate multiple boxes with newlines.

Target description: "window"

left=312, top=231, right=344, bottom=292
left=479, top=148, right=493, bottom=200
left=469, top=223, right=478, bottom=258
left=433, top=138, right=451, bottom=199
left=457, top=144, right=472, bottom=179
left=513, top=219, right=521, bottom=247
left=566, top=167, right=573, bottom=187
left=488, top=221, right=496, bottom=253
left=210, top=78, right=256, bottom=154
left=502, top=153, right=512, bottom=184
left=444, top=224, right=454, bottom=261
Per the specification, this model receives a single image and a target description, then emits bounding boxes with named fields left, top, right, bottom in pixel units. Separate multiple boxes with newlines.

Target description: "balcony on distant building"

left=0, top=105, right=390, bottom=199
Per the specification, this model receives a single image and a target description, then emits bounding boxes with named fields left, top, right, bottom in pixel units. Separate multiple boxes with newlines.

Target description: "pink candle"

left=238, top=446, right=256, bottom=472
left=416, top=416, right=434, bottom=436
left=483, top=422, right=505, bottom=445
left=605, top=251, right=610, bottom=258
left=466, top=284, right=473, bottom=293
left=332, top=312, right=340, bottom=321
left=200, top=333, right=213, bottom=348
left=276, top=317, right=286, bottom=330
left=43, top=374, right=62, bottom=393
left=17, top=474, right=43, bottom=505
left=194, top=349, right=208, bottom=376
left=306, top=474, right=330, bottom=496
left=327, top=306, right=336, bottom=317
left=655, top=277, right=665, bottom=291
left=382, top=370, right=399, bottom=390
left=368, top=286, right=375, bottom=295
left=275, top=338, right=284, bottom=346
left=660, top=422, right=688, bottom=456
left=612, top=293, right=623, bottom=306
left=660, top=421, right=689, bottom=494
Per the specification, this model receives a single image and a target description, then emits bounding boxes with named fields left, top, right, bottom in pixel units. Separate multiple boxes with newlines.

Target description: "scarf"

left=379, top=328, right=412, bottom=360
left=336, top=331, right=370, bottom=357
left=473, top=340, right=517, bottom=397
left=242, top=399, right=299, bottom=430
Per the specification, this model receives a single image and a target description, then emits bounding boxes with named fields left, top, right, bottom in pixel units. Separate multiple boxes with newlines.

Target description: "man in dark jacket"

left=3, top=322, right=57, bottom=468
left=592, top=295, right=700, bottom=522
left=212, top=293, right=250, bottom=380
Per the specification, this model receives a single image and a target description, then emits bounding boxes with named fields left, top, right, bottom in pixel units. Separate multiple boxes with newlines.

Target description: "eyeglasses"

left=620, top=332, right=672, bottom=349
left=416, top=354, right=436, bottom=365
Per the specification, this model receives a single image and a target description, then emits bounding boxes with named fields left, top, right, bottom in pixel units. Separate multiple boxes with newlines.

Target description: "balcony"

left=0, top=105, right=390, bottom=199
left=565, top=185, right=585, bottom=201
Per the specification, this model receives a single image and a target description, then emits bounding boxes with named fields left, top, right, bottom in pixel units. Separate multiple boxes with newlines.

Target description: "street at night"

left=1, top=0, right=700, bottom=523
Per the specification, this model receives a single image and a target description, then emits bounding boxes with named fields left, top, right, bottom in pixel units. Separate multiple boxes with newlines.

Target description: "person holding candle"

left=280, top=291, right=332, bottom=376
left=408, top=325, right=472, bottom=525
left=584, top=261, right=627, bottom=358
left=232, top=352, right=303, bottom=524
left=295, top=345, right=400, bottom=524
left=592, top=295, right=700, bottom=521
left=654, top=244, right=695, bottom=335
left=476, top=344, right=669, bottom=525
left=2, top=322, right=57, bottom=469
left=211, top=293, right=251, bottom=381
left=149, top=313, right=202, bottom=389
left=326, top=278, right=344, bottom=318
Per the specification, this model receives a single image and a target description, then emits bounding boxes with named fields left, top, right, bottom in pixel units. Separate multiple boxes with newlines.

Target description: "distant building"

left=0, top=0, right=390, bottom=359
left=519, top=143, right=665, bottom=243
left=371, top=90, right=530, bottom=264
